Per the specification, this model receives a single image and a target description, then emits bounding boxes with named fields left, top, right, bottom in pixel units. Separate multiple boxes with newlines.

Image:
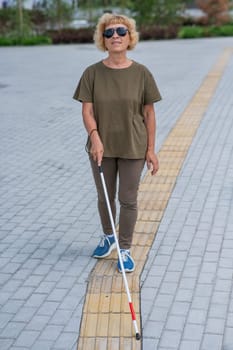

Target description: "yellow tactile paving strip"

left=77, top=47, right=233, bottom=350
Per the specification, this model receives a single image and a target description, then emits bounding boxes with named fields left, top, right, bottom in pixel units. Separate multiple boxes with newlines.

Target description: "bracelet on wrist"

left=89, top=129, right=98, bottom=138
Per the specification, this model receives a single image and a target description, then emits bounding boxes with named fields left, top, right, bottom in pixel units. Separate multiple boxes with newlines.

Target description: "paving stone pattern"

left=0, top=38, right=233, bottom=349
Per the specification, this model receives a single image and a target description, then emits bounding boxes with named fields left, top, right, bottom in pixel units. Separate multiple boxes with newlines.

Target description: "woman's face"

left=103, top=23, right=130, bottom=53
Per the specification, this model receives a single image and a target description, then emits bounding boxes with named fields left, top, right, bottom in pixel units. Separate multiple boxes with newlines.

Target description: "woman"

left=73, top=13, right=161, bottom=273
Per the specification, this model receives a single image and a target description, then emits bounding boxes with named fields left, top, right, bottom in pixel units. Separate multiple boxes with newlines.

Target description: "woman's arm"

left=82, top=102, right=104, bottom=166
left=143, top=104, right=159, bottom=176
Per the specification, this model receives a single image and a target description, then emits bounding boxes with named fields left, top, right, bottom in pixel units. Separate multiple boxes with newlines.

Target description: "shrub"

left=0, top=35, right=52, bottom=46
left=20, top=35, right=52, bottom=45
left=47, top=27, right=94, bottom=44
left=140, top=25, right=179, bottom=40
left=214, top=24, right=233, bottom=36
left=178, top=25, right=205, bottom=38
left=178, top=23, right=233, bottom=38
left=0, top=36, right=13, bottom=45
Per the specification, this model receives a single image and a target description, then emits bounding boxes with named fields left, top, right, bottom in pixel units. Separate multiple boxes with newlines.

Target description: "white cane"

left=98, top=165, right=141, bottom=340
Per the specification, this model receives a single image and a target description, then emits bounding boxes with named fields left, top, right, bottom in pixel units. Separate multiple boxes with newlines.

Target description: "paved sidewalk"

left=0, top=37, right=233, bottom=350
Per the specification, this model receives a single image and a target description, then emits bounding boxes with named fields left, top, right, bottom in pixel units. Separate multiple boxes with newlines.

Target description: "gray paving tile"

left=166, top=315, right=186, bottom=332
left=159, top=330, right=182, bottom=348
left=13, top=330, right=40, bottom=347
left=1, top=300, right=24, bottom=314
left=223, top=327, right=233, bottom=349
left=180, top=340, right=201, bottom=350
left=183, top=324, right=205, bottom=341
left=26, top=315, right=50, bottom=331
left=47, top=288, right=69, bottom=302
left=170, top=302, right=191, bottom=316
left=13, top=307, right=37, bottom=323
left=206, top=318, right=225, bottom=335
left=53, top=332, right=78, bottom=349
left=226, top=313, right=233, bottom=328
left=143, top=338, right=159, bottom=350
left=37, top=301, right=60, bottom=316
left=0, top=313, right=13, bottom=329
left=0, top=339, right=14, bottom=350
left=143, top=320, right=164, bottom=338
left=50, top=310, right=74, bottom=326
left=39, top=325, right=64, bottom=341
left=202, top=333, right=223, bottom=350
left=1, top=279, right=22, bottom=293
left=12, top=286, right=35, bottom=300
left=0, top=321, right=26, bottom=339
left=208, top=304, right=228, bottom=319
left=0, top=292, right=12, bottom=307
left=31, top=340, right=54, bottom=350
left=149, top=306, right=169, bottom=322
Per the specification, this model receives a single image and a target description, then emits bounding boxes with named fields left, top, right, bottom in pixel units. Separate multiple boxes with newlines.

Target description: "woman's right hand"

left=90, top=131, right=104, bottom=166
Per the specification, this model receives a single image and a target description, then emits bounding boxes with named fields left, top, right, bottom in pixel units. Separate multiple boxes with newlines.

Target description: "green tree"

left=130, top=0, right=155, bottom=26
left=153, top=0, right=186, bottom=25
left=17, top=0, right=23, bottom=34
left=46, top=0, right=73, bottom=29
left=129, top=0, right=186, bottom=27
left=11, top=0, right=32, bottom=37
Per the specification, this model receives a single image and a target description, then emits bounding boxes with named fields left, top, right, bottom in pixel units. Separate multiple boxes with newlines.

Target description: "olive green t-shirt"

left=73, top=61, right=161, bottom=159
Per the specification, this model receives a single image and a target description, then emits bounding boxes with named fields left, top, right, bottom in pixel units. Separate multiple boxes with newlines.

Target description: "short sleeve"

left=73, top=66, right=94, bottom=102
left=143, top=67, right=162, bottom=105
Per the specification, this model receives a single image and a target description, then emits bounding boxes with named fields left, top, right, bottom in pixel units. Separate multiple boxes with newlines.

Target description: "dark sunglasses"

left=103, top=27, right=129, bottom=39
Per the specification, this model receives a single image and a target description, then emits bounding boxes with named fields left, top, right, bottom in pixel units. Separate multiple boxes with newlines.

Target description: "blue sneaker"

left=117, top=249, right=135, bottom=273
left=92, top=235, right=116, bottom=258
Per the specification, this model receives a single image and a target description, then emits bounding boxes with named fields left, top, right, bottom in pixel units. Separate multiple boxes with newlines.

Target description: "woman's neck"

left=103, top=54, right=132, bottom=69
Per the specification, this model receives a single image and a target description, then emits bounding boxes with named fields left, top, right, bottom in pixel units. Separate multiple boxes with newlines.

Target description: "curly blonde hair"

left=93, top=13, right=139, bottom=51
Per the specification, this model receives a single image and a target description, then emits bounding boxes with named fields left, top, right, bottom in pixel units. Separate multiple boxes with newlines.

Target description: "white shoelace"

left=121, top=250, right=130, bottom=262
left=99, top=235, right=108, bottom=247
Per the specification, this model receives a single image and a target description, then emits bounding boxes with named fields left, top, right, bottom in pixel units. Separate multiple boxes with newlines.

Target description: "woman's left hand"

left=146, top=150, right=159, bottom=176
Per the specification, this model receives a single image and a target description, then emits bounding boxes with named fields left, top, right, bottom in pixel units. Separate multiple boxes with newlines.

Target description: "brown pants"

left=90, top=157, right=145, bottom=249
